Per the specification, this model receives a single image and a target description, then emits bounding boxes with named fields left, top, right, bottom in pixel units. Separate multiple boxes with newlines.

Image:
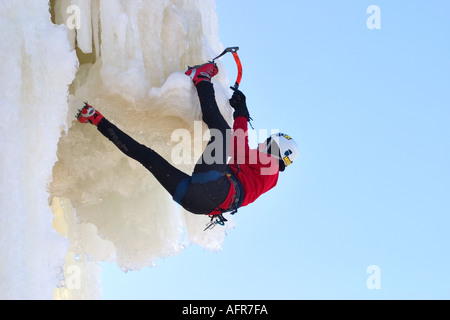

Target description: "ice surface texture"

left=0, top=0, right=233, bottom=299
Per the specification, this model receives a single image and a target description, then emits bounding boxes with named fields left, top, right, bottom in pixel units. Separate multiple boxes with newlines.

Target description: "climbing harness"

left=204, top=167, right=244, bottom=231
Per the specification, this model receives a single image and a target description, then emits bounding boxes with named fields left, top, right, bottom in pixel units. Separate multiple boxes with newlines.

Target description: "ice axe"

left=211, top=47, right=253, bottom=128
left=212, top=47, right=242, bottom=91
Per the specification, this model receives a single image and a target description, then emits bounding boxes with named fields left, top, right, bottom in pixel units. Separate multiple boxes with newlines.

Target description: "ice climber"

left=77, top=62, right=299, bottom=228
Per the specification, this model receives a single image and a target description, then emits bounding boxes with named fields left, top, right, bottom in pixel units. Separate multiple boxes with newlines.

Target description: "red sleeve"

left=227, top=117, right=279, bottom=207
left=229, top=116, right=251, bottom=164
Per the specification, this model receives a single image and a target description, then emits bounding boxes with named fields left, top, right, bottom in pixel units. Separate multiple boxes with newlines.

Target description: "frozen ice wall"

left=0, top=0, right=78, bottom=299
left=1, top=0, right=234, bottom=300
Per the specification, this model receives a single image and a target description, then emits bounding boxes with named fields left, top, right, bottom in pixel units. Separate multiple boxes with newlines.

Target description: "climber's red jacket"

left=210, top=116, right=279, bottom=215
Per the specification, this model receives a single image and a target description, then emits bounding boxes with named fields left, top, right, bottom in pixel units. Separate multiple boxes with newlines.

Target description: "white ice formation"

left=0, top=0, right=234, bottom=299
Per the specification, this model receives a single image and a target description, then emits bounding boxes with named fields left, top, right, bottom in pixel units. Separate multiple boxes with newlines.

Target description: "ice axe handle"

left=230, top=51, right=242, bottom=91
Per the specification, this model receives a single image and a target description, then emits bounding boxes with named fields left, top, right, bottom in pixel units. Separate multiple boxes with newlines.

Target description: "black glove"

left=229, top=89, right=251, bottom=120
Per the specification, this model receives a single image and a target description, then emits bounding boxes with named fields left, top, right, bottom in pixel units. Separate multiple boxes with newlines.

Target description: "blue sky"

left=101, top=0, right=450, bottom=299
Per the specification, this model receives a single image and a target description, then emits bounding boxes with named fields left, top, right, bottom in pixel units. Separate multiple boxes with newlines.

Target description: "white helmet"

left=260, top=133, right=299, bottom=168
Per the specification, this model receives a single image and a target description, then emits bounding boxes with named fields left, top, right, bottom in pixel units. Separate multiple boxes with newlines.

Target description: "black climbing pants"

left=97, top=81, right=232, bottom=215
